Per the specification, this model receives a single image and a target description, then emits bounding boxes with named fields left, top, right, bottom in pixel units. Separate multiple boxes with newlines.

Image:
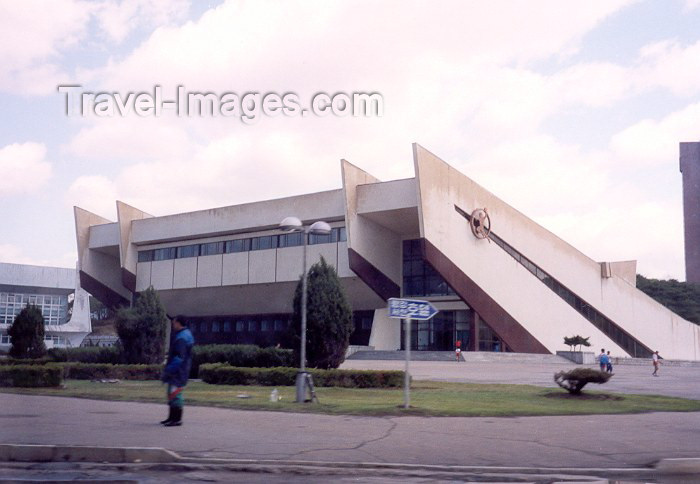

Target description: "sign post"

left=388, top=298, right=439, bottom=409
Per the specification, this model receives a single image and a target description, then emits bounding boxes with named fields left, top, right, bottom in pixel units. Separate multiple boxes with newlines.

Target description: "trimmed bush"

left=53, top=363, right=161, bottom=380
left=199, top=363, right=404, bottom=388
left=0, top=365, right=62, bottom=387
left=48, top=347, right=122, bottom=364
left=191, top=345, right=295, bottom=377
left=0, top=357, right=52, bottom=366
left=554, top=368, right=612, bottom=394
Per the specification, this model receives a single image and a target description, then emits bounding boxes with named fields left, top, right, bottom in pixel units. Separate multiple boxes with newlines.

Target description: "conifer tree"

left=115, top=287, right=168, bottom=364
left=291, top=257, right=353, bottom=369
left=9, top=304, right=47, bottom=359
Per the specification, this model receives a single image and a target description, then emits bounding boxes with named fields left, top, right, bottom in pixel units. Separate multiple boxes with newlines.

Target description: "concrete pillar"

left=680, top=142, right=700, bottom=283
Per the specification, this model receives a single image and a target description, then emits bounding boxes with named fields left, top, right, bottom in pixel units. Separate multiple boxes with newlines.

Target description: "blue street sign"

left=387, top=298, right=439, bottom=320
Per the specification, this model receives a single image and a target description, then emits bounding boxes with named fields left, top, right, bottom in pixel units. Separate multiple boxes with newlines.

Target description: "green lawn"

left=2, top=380, right=700, bottom=417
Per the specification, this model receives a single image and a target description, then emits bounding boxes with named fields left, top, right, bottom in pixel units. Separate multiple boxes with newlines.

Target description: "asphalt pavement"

left=1, top=357, right=699, bottom=482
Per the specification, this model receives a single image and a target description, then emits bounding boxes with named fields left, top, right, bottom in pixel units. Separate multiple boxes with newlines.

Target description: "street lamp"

left=279, top=216, right=331, bottom=403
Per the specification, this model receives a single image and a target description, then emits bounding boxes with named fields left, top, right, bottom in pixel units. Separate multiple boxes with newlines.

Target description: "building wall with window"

left=73, top=144, right=700, bottom=359
left=0, top=262, right=92, bottom=349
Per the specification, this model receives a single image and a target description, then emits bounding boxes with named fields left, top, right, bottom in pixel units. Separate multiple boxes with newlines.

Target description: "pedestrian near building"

left=598, top=349, right=608, bottom=372
left=652, top=350, right=661, bottom=377
left=455, top=340, right=462, bottom=362
left=161, top=315, right=195, bottom=427
left=606, top=350, right=613, bottom=373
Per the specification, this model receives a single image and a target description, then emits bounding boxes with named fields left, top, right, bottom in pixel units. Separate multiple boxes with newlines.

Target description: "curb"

left=1, top=444, right=699, bottom=477
left=0, top=444, right=178, bottom=464
left=656, top=458, right=700, bottom=474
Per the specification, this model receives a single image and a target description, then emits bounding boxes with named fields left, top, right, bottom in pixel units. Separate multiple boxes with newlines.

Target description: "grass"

left=2, top=379, right=700, bottom=417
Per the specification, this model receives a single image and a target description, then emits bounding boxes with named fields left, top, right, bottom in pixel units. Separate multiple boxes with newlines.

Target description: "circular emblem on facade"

left=470, top=208, right=491, bottom=240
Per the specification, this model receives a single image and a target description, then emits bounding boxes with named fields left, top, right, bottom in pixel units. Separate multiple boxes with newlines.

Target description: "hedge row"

left=0, top=357, right=53, bottom=366
left=199, top=363, right=405, bottom=388
left=32, top=345, right=296, bottom=378
left=0, top=365, right=62, bottom=387
left=191, top=345, right=295, bottom=377
left=52, top=363, right=162, bottom=381
left=47, top=347, right=122, bottom=364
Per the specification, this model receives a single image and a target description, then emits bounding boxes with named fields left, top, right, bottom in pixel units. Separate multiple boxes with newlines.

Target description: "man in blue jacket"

left=161, top=315, right=195, bottom=427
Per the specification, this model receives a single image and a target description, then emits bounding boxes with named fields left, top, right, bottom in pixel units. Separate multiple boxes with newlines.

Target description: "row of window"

left=0, top=292, right=69, bottom=326
left=0, top=334, right=70, bottom=346
left=402, top=239, right=456, bottom=297
left=138, top=227, right=347, bottom=262
left=453, top=205, right=652, bottom=358
left=191, top=317, right=290, bottom=334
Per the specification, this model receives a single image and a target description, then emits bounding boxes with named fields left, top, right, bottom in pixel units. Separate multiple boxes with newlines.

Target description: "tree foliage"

left=554, top=368, right=612, bottom=394
left=115, top=287, right=168, bottom=364
left=8, top=304, right=47, bottom=359
left=563, top=335, right=591, bottom=352
left=636, top=275, right=700, bottom=325
left=290, top=257, right=354, bottom=369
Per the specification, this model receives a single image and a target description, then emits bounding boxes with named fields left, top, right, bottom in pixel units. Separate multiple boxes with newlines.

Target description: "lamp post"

left=279, top=216, right=331, bottom=403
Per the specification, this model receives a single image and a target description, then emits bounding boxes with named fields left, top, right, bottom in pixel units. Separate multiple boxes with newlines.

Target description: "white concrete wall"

left=223, top=252, right=249, bottom=285
left=0, top=262, right=76, bottom=289
left=413, top=143, right=700, bottom=359
left=88, top=223, right=119, bottom=249
left=368, top=308, right=400, bottom=350
left=130, top=189, right=345, bottom=245
left=341, top=160, right=403, bottom=286
left=151, top=260, right=174, bottom=290
left=197, top=255, right=223, bottom=287
left=249, top=250, right=276, bottom=284
left=135, top=262, right=152, bottom=291
left=134, top=241, right=351, bottom=290
left=173, top=258, right=198, bottom=289
left=276, top=246, right=304, bottom=282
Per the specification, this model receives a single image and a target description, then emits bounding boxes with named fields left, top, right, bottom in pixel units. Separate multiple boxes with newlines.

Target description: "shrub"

left=199, top=363, right=404, bottom=388
left=563, top=335, right=591, bottom=352
left=554, top=368, right=612, bottom=394
left=54, top=363, right=161, bottom=380
left=0, top=365, right=62, bottom=387
left=115, top=287, right=168, bottom=364
left=8, top=304, right=47, bottom=359
left=290, top=257, right=354, bottom=369
left=0, top=358, right=52, bottom=366
left=48, top=346, right=122, bottom=364
left=191, top=345, right=295, bottom=377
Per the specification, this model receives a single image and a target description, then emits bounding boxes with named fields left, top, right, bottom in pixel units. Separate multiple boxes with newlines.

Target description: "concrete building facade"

left=681, top=142, right=700, bottom=284
left=74, top=144, right=700, bottom=359
left=0, top=262, right=92, bottom=349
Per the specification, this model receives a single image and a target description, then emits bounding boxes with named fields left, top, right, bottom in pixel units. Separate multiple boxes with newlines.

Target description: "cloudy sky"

left=1, top=0, right=699, bottom=280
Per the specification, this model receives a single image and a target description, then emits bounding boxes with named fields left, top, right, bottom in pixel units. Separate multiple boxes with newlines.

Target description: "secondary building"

left=74, top=144, right=700, bottom=360
left=0, top=262, right=92, bottom=349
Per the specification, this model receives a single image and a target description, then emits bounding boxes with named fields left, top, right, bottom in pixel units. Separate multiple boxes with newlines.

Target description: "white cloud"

left=66, top=117, right=196, bottom=161
left=94, top=0, right=190, bottom=43
left=0, top=142, right=52, bottom=196
left=0, top=0, right=190, bottom=95
left=0, top=244, right=77, bottom=269
left=610, top=101, right=700, bottom=167
left=66, top=175, right=119, bottom=219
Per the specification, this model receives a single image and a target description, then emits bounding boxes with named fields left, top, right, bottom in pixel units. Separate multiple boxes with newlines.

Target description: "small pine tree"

left=115, top=287, right=168, bottom=364
left=8, top=304, right=47, bottom=359
left=290, top=257, right=354, bottom=369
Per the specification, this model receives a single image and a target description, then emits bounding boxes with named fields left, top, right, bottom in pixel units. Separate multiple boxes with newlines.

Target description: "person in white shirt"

left=652, top=351, right=661, bottom=376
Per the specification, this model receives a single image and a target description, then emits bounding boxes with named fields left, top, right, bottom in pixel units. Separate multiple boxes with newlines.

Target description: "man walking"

left=598, top=349, right=608, bottom=372
left=161, top=315, right=195, bottom=427
left=652, top=350, right=661, bottom=377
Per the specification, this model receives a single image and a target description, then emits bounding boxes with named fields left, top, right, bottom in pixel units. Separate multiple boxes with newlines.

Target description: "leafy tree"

left=115, top=287, right=168, bottom=364
left=290, top=257, right=354, bottom=369
left=8, top=304, right=47, bottom=359
left=554, top=368, right=612, bottom=395
left=636, top=275, right=700, bottom=325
